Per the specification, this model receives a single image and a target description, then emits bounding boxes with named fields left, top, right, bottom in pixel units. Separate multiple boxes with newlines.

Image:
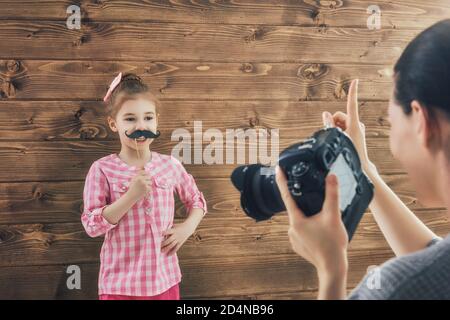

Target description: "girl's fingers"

left=163, top=228, right=175, bottom=237
left=161, top=235, right=176, bottom=248
left=168, top=244, right=181, bottom=256
left=162, top=240, right=177, bottom=253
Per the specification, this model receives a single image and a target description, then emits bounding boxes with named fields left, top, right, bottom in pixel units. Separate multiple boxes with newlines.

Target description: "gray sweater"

left=348, top=235, right=450, bottom=299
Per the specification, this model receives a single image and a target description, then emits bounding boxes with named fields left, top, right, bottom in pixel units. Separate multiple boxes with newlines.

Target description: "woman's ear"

left=411, top=100, right=439, bottom=149
left=107, top=116, right=118, bottom=133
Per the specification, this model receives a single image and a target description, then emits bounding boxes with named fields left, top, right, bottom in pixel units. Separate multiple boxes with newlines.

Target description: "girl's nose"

left=135, top=118, right=147, bottom=130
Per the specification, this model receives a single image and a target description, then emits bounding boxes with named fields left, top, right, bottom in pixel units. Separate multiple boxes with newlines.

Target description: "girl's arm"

left=161, top=157, right=207, bottom=255
left=172, top=156, right=208, bottom=219
left=182, top=208, right=205, bottom=234
left=161, top=208, right=205, bottom=255
left=81, top=162, right=143, bottom=237
left=102, top=168, right=152, bottom=225
left=81, top=162, right=118, bottom=237
left=100, top=189, right=140, bottom=225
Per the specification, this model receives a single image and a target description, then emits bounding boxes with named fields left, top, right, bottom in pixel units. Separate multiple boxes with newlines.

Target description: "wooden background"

left=0, top=0, right=449, bottom=300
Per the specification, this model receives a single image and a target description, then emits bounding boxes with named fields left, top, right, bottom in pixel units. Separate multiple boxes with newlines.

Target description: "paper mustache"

left=125, top=129, right=161, bottom=139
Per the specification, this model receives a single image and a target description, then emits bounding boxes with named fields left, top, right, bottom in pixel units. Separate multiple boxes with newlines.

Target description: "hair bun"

left=121, top=73, right=144, bottom=84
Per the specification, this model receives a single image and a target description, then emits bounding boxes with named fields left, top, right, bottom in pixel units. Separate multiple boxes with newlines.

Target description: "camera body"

left=231, top=127, right=374, bottom=240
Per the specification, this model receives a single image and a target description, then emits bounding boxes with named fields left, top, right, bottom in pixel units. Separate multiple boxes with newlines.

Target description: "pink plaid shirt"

left=81, top=152, right=207, bottom=296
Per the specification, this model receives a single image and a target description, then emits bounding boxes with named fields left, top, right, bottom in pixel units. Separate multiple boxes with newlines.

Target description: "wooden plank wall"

left=0, top=0, right=449, bottom=299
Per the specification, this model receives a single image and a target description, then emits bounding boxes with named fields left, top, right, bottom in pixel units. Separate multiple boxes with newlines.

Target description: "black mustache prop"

left=125, top=129, right=161, bottom=139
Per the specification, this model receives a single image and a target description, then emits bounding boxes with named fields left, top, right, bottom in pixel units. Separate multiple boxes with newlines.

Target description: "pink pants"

left=99, top=284, right=180, bottom=300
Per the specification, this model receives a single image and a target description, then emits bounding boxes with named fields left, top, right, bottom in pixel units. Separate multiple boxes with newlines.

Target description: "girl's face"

left=388, top=89, right=443, bottom=207
left=108, top=97, right=158, bottom=153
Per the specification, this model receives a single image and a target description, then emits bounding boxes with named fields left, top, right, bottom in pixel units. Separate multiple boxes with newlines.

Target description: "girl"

left=81, top=73, right=207, bottom=300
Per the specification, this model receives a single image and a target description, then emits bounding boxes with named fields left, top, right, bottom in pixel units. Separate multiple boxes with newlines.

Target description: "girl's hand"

left=322, top=79, right=374, bottom=173
left=161, top=222, right=195, bottom=255
left=126, top=168, right=152, bottom=202
left=275, top=166, right=348, bottom=276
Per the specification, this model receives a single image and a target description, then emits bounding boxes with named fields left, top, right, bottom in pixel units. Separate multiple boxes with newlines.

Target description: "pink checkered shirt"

left=81, top=152, right=207, bottom=296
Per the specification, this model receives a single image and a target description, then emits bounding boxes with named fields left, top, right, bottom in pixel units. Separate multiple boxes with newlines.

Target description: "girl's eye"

left=125, top=118, right=135, bottom=121
left=145, top=117, right=154, bottom=121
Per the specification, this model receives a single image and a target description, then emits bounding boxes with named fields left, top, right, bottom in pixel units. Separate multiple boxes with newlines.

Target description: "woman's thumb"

left=323, top=174, right=340, bottom=215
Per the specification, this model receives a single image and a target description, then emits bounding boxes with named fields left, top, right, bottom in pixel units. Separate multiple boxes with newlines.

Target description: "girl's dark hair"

left=394, top=19, right=450, bottom=120
left=104, top=73, right=160, bottom=119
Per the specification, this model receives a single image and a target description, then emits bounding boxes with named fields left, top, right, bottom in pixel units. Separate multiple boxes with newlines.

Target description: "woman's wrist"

left=317, top=268, right=348, bottom=299
left=317, top=252, right=348, bottom=299
left=318, top=250, right=349, bottom=278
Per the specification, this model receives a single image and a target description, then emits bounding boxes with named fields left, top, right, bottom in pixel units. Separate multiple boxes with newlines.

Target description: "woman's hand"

left=323, top=79, right=375, bottom=173
left=275, top=167, right=348, bottom=277
left=161, top=222, right=195, bottom=255
left=276, top=168, right=349, bottom=298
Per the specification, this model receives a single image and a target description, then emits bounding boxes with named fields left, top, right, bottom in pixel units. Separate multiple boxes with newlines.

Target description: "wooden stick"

left=134, top=138, right=141, bottom=161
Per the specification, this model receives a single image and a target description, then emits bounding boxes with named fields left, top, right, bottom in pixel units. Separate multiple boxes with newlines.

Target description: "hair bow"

left=103, top=72, right=122, bottom=102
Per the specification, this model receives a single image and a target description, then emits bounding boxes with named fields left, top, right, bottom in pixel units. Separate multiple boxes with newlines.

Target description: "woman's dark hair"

left=394, top=19, right=450, bottom=119
left=105, top=73, right=160, bottom=119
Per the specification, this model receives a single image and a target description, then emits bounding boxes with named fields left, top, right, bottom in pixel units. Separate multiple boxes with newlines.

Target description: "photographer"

left=275, top=19, right=450, bottom=299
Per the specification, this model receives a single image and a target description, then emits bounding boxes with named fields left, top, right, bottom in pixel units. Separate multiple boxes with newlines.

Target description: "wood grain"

left=0, top=60, right=396, bottom=100
left=0, top=21, right=419, bottom=63
left=0, top=138, right=403, bottom=182
left=0, top=1, right=448, bottom=300
left=0, top=207, right=448, bottom=299
left=0, top=100, right=390, bottom=141
left=0, top=248, right=390, bottom=300
left=0, top=0, right=449, bottom=29
left=0, top=174, right=434, bottom=225
left=0, top=209, right=448, bottom=268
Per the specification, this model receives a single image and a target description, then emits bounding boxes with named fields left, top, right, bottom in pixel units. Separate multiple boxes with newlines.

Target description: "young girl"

left=81, top=73, right=207, bottom=300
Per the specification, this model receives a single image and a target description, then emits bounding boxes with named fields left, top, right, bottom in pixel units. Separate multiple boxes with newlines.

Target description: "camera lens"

left=231, top=164, right=286, bottom=221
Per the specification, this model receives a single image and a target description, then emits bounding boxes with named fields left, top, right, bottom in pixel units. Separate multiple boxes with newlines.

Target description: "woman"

left=275, top=19, right=450, bottom=299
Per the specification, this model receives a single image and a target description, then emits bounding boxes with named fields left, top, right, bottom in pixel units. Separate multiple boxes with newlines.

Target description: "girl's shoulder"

left=153, top=152, right=188, bottom=179
left=86, top=154, right=121, bottom=175
left=154, top=151, right=183, bottom=167
left=94, top=154, right=117, bottom=167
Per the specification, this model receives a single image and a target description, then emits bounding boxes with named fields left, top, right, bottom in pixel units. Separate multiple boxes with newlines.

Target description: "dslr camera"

left=231, top=127, right=374, bottom=240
